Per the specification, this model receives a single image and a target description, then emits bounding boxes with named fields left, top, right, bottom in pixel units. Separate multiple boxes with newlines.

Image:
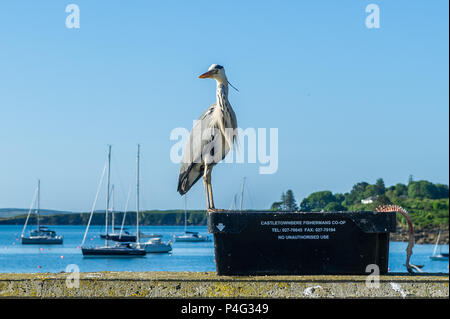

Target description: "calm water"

left=0, top=225, right=448, bottom=274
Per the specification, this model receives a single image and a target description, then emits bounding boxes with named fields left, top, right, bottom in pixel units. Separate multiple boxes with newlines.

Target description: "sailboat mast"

left=184, top=195, right=187, bottom=233
left=240, top=177, right=246, bottom=211
left=111, top=185, right=115, bottom=234
left=136, top=144, right=140, bottom=245
left=21, top=186, right=39, bottom=238
left=37, top=179, right=40, bottom=233
left=432, top=231, right=441, bottom=257
left=105, top=145, right=111, bottom=247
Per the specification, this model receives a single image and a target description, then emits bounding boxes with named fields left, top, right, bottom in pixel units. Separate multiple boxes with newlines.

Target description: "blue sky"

left=0, top=1, right=448, bottom=212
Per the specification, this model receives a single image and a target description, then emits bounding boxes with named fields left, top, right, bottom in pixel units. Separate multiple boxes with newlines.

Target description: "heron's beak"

left=198, top=70, right=215, bottom=79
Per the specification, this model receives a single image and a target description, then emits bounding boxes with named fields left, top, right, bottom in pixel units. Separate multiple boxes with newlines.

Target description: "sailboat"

left=131, top=144, right=172, bottom=253
left=173, top=196, right=210, bottom=242
left=21, top=180, right=63, bottom=245
left=430, top=231, right=449, bottom=261
left=81, top=145, right=146, bottom=257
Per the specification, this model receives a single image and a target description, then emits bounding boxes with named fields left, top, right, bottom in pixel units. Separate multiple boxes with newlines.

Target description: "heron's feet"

left=407, top=263, right=423, bottom=273
left=207, top=208, right=227, bottom=213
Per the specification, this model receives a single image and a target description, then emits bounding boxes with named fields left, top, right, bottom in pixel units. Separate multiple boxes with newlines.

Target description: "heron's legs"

left=203, top=164, right=211, bottom=210
left=207, top=168, right=215, bottom=209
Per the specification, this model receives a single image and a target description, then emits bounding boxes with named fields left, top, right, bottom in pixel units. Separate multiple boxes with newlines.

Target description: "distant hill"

left=0, top=210, right=208, bottom=226
left=0, top=208, right=76, bottom=218
left=0, top=209, right=270, bottom=226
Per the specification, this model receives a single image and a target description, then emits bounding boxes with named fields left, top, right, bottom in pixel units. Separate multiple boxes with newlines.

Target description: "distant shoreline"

left=0, top=211, right=447, bottom=245
left=390, top=225, right=449, bottom=245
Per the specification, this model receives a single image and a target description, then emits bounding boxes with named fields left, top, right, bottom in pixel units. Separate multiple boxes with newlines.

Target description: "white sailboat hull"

left=174, top=234, right=211, bottom=242
left=143, top=243, right=172, bottom=253
left=133, top=240, right=172, bottom=253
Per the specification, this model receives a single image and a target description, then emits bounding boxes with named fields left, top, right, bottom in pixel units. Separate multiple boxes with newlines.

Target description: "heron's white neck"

left=215, top=80, right=229, bottom=104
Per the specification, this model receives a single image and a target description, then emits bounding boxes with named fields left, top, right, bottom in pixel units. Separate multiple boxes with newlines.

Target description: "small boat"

left=81, top=145, right=146, bottom=257
left=21, top=180, right=63, bottom=245
left=22, top=227, right=63, bottom=245
left=174, top=230, right=211, bottom=242
left=430, top=254, right=449, bottom=261
left=139, top=232, right=163, bottom=239
left=135, top=238, right=172, bottom=253
left=430, top=231, right=449, bottom=261
left=174, top=196, right=211, bottom=242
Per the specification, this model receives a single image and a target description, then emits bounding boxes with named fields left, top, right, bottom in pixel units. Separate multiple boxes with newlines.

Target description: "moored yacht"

left=21, top=180, right=63, bottom=245
left=430, top=231, right=449, bottom=261
left=173, top=196, right=210, bottom=242
left=138, top=237, right=172, bottom=253
left=81, top=242, right=146, bottom=257
left=174, top=230, right=210, bottom=242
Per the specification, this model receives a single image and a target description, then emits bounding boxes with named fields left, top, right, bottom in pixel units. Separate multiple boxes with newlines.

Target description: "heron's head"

left=198, top=64, right=227, bottom=83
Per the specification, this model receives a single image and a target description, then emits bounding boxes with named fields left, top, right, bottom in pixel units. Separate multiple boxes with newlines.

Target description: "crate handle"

left=376, top=205, right=423, bottom=274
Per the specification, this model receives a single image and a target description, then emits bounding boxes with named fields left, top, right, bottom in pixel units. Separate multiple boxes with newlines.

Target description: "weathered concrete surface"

left=0, top=272, right=448, bottom=298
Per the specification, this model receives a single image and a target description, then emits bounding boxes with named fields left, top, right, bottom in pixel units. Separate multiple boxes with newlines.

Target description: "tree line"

left=270, top=177, right=449, bottom=228
left=0, top=210, right=208, bottom=226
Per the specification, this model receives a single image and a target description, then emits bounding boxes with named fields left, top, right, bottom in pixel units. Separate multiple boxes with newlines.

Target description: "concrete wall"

left=0, top=272, right=448, bottom=298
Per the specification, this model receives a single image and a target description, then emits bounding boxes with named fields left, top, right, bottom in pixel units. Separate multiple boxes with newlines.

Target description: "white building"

left=361, top=196, right=378, bottom=204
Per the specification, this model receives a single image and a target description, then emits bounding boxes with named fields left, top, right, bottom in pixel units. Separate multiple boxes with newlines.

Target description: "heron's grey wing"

left=228, top=103, right=238, bottom=144
left=177, top=105, right=216, bottom=195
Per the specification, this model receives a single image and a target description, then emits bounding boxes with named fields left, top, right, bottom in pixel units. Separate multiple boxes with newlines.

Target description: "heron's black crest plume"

left=228, top=80, right=239, bottom=92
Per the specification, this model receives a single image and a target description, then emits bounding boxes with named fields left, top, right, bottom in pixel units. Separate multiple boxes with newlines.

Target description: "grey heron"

left=177, top=64, right=238, bottom=212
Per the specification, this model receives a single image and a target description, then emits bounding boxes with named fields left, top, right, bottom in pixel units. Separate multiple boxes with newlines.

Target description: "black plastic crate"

left=208, top=211, right=396, bottom=276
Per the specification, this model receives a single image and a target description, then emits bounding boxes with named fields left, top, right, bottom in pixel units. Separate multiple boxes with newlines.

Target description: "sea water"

left=0, top=225, right=448, bottom=274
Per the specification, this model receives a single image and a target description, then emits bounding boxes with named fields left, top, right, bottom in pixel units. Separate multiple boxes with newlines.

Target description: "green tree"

left=408, top=180, right=440, bottom=199
left=393, top=183, right=408, bottom=197
left=375, top=178, right=386, bottom=195
left=271, top=190, right=298, bottom=211
left=343, top=182, right=369, bottom=205
left=375, top=194, right=392, bottom=206
left=324, top=202, right=346, bottom=211
left=299, top=198, right=313, bottom=212
left=284, top=190, right=298, bottom=211
left=435, top=184, right=449, bottom=199
left=363, top=185, right=379, bottom=198
left=300, top=191, right=336, bottom=212
left=270, top=201, right=283, bottom=211
left=280, top=192, right=286, bottom=210
left=334, top=193, right=345, bottom=204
